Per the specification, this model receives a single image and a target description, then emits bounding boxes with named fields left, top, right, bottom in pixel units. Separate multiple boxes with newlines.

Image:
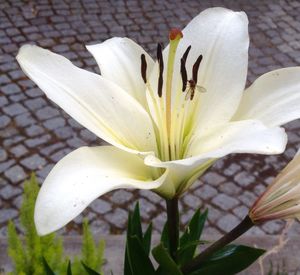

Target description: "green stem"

left=181, top=215, right=254, bottom=274
left=166, top=198, right=179, bottom=262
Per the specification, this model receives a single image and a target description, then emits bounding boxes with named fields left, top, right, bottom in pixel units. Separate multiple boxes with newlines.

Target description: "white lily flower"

left=249, top=148, right=300, bottom=223
left=17, top=7, right=300, bottom=235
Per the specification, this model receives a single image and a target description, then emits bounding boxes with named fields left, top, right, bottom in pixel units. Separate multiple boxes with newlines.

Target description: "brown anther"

left=141, top=54, right=147, bottom=84
left=156, top=43, right=164, bottom=97
left=180, top=46, right=191, bottom=92
left=192, top=54, right=203, bottom=84
left=182, top=45, right=191, bottom=61
left=169, top=28, right=183, bottom=41
left=180, top=58, right=187, bottom=91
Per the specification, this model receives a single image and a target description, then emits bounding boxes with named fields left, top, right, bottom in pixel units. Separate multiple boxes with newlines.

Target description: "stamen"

left=180, top=58, right=187, bottom=91
left=192, top=54, right=203, bottom=84
left=182, top=45, right=191, bottom=61
left=156, top=43, right=164, bottom=97
left=180, top=46, right=191, bottom=92
left=141, top=54, right=147, bottom=83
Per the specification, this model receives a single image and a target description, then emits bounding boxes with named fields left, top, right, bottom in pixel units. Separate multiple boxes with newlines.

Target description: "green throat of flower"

left=141, top=29, right=204, bottom=162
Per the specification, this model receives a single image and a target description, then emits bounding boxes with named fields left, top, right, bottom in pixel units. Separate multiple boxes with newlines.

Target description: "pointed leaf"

left=160, top=223, right=169, bottom=252
left=143, top=223, right=152, bottom=255
left=81, top=261, right=101, bottom=275
left=125, top=212, right=133, bottom=275
left=42, top=258, right=55, bottom=275
left=67, top=261, right=72, bottom=275
left=189, top=245, right=265, bottom=275
left=152, top=243, right=183, bottom=275
left=127, top=236, right=155, bottom=275
left=131, top=202, right=143, bottom=240
left=179, top=209, right=208, bottom=265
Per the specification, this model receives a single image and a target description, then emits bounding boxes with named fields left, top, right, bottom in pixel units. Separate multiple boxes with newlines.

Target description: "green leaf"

left=81, top=261, right=101, bottom=275
left=125, top=212, right=133, bottom=275
left=143, top=223, right=152, bottom=255
left=126, top=236, right=155, bottom=275
left=189, top=245, right=265, bottom=275
left=178, top=209, right=208, bottom=266
left=131, top=203, right=143, bottom=240
left=42, top=257, right=56, bottom=275
left=160, top=223, right=169, bottom=252
left=152, top=243, right=183, bottom=275
left=67, top=261, right=72, bottom=275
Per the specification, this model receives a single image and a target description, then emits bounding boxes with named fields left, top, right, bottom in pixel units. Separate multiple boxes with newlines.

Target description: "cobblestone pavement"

left=1, top=0, right=300, bottom=238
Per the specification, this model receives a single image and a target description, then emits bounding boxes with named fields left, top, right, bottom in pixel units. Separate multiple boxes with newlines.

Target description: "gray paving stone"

left=182, top=194, right=202, bottom=210
left=3, top=103, right=27, bottom=116
left=105, top=208, right=128, bottom=229
left=238, top=191, right=258, bottom=208
left=25, top=124, right=45, bottom=137
left=54, top=126, right=74, bottom=139
left=25, top=134, right=51, bottom=148
left=195, top=185, right=218, bottom=200
left=202, top=172, right=226, bottom=187
left=212, top=194, right=239, bottom=211
left=36, top=163, right=54, bottom=179
left=40, top=142, right=65, bottom=156
left=262, top=220, right=285, bottom=235
left=0, top=115, right=10, bottom=128
left=0, top=159, right=15, bottom=173
left=0, top=209, right=18, bottom=224
left=4, top=165, right=26, bottom=184
left=67, top=137, right=86, bottom=148
left=0, top=149, right=7, bottom=162
left=90, top=198, right=112, bottom=214
left=234, top=171, right=256, bottom=187
left=217, top=214, right=241, bottom=233
left=50, top=148, right=72, bottom=162
left=139, top=198, right=156, bottom=219
left=43, top=117, right=66, bottom=130
left=0, top=96, right=8, bottom=107
left=1, top=83, right=21, bottom=95
left=10, top=144, right=28, bottom=158
left=110, top=190, right=133, bottom=204
left=36, top=106, right=60, bottom=120
left=20, top=154, right=46, bottom=170
left=14, top=112, right=34, bottom=127
left=0, top=185, right=21, bottom=200
left=24, top=97, right=47, bottom=110
left=219, top=182, right=242, bottom=196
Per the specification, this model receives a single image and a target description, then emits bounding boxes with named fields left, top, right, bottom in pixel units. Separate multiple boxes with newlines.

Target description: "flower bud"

left=249, top=149, right=300, bottom=223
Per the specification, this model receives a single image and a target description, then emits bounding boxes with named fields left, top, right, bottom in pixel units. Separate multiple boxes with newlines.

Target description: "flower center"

left=140, top=30, right=204, bottom=161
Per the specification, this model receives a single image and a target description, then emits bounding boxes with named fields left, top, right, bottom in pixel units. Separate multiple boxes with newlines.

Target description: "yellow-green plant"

left=7, top=174, right=105, bottom=275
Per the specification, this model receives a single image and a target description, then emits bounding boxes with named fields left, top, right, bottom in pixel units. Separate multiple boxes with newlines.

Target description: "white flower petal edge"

left=35, top=146, right=168, bottom=235
left=233, top=67, right=300, bottom=127
left=16, top=45, right=157, bottom=156
left=87, top=37, right=154, bottom=107
left=148, top=7, right=249, bottom=133
left=145, top=120, right=287, bottom=194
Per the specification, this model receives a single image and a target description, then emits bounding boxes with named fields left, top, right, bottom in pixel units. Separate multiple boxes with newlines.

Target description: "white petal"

left=17, top=45, right=157, bottom=155
left=86, top=38, right=154, bottom=107
left=183, top=8, right=249, bottom=129
left=34, top=146, right=168, bottom=235
left=186, top=120, right=287, bottom=158
left=145, top=120, right=287, bottom=194
left=148, top=8, right=249, bottom=131
left=233, top=67, right=300, bottom=127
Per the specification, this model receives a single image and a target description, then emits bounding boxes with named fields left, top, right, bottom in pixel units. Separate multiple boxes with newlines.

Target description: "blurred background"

left=1, top=0, right=300, bottom=246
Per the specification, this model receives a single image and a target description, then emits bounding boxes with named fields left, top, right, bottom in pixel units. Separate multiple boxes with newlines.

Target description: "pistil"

left=166, top=29, right=183, bottom=151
